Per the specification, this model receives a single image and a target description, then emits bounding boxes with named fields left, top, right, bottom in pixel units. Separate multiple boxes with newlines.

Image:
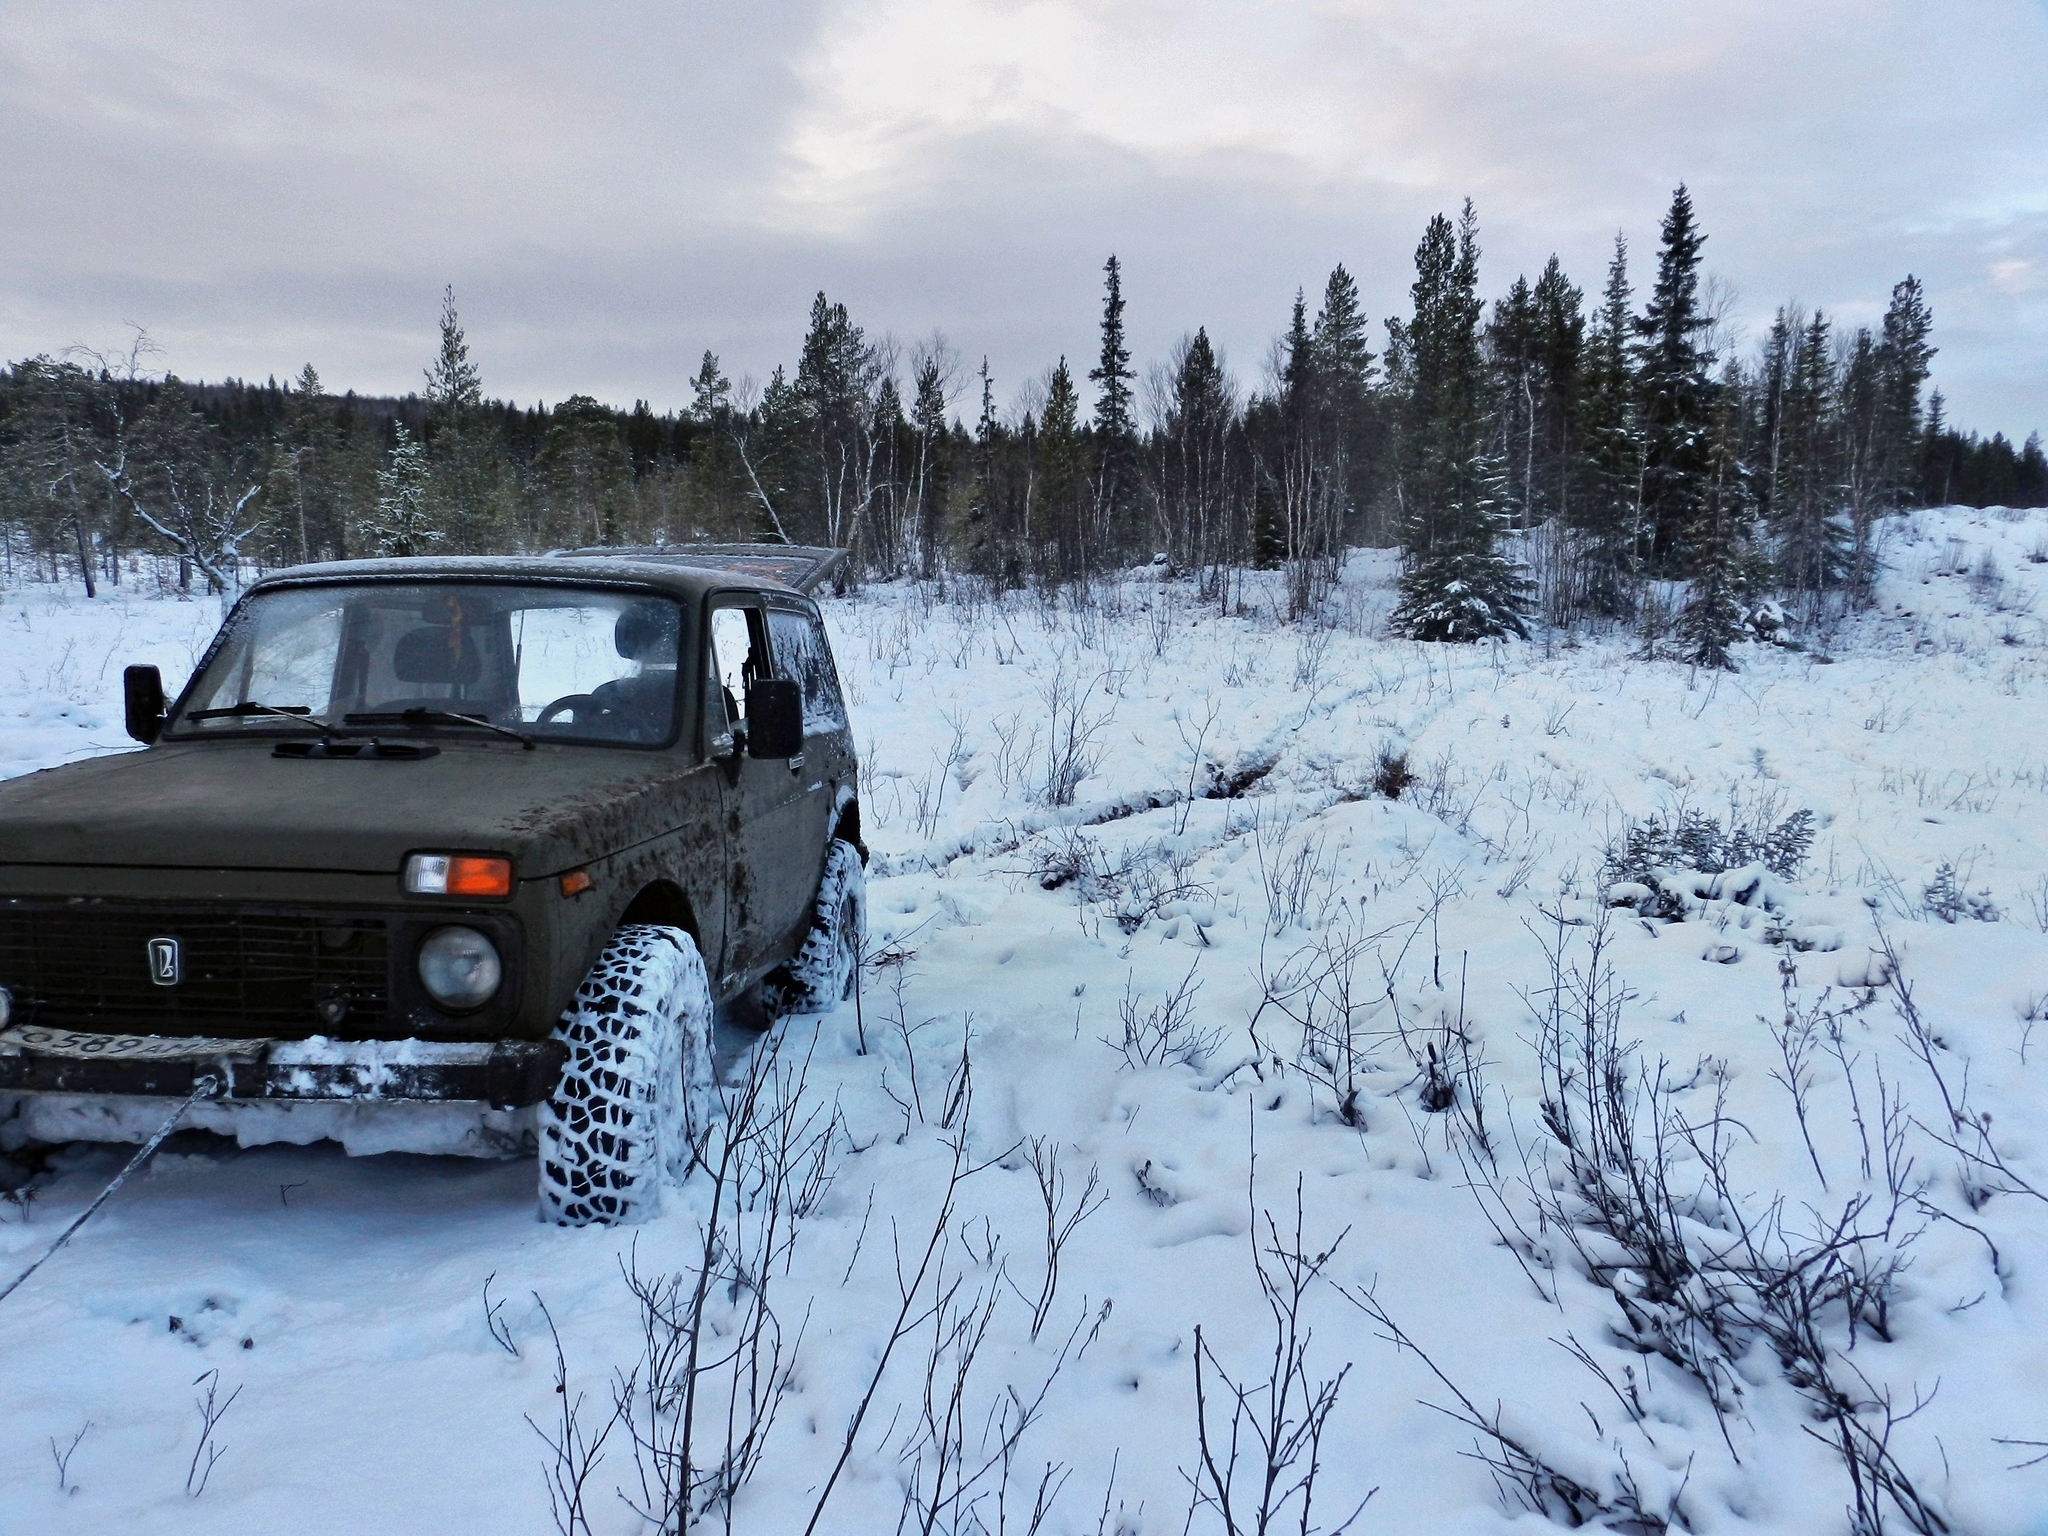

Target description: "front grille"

left=0, top=901, right=390, bottom=1037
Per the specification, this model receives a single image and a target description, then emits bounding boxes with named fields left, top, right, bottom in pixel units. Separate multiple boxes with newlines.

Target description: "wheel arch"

left=617, top=879, right=700, bottom=945
left=831, top=783, right=866, bottom=863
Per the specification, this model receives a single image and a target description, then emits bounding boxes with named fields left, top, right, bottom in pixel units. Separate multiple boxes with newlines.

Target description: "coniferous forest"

left=3, top=188, right=2043, bottom=659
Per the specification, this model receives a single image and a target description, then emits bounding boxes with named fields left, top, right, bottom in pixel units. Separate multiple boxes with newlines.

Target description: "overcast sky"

left=3, top=1, right=2045, bottom=438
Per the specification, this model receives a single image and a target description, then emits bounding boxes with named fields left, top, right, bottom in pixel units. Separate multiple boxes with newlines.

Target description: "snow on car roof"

left=549, top=543, right=846, bottom=593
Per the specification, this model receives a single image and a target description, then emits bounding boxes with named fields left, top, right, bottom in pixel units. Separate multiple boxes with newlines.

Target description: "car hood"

left=0, top=738, right=705, bottom=881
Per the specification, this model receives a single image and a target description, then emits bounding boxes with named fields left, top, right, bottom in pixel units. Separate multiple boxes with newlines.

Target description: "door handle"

left=788, top=752, right=806, bottom=774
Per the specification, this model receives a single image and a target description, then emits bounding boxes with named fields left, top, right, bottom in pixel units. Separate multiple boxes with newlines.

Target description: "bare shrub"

left=529, top=1300, right=619, bottom=1536
left=184, top=1369, right=240, bottom=1498
left=51, top=1421, right=90, bottom=1494
left=1038, top=662, right=1117, bottom=807
left=1028, top=831, right=1214, bottom=937
left=1186, top=1179, right=1372, bottom=1536
left=1108, top=960, right=1221, bottom=1069
left=1248, top=803, right=1339, bottom=934
left=610, top=1039, right=841, bottom=1532
left=1009, top=1138, right=1108, bottom=1343
left=1249, top=913, right=1391, bottom=1127
left=1503, top=911, right=1951, bottom=1535
left=1339, top=1287, right=1685, bottom=1533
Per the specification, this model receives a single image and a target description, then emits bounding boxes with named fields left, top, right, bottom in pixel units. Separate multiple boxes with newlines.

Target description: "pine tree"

left=365, top=424, right=440, bottom=557
left=688, top=351, right=732, bottom=420
left=277, top=363, right=329, bottom=563
left=534, top=396, right=632, bottom=547
left=1572, top=235, right=1644, bottom=616
left=1389, top=202, right=1530, bottom=641
left=1634, top=186, right=1716, bottom=572
left=794, top=292, right=879, bottom=549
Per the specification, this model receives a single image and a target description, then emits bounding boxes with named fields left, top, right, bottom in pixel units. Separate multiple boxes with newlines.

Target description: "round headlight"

left=417, top=926, right=502, bottom=1011
left=0, top=985, right=11, bottom=1029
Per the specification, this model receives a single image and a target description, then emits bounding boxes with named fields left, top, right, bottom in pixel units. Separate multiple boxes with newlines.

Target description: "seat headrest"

left=615, top=602, right=679, bottom=662
left=393, top=626, right=482, bottom=684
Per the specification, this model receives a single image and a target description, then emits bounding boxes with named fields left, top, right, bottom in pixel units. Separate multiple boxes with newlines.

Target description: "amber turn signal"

left=405, top=853, right=514, bottom=898
left=559, top=869, right=593, bottom=897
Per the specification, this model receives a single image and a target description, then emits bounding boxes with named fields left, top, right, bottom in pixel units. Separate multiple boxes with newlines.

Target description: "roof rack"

left=549, top=543, right=847, bottom=594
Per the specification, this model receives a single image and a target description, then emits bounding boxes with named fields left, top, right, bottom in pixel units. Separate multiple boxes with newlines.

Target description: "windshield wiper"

left=343, top=708, right=535, bottom=750
left=186, top=701, right=339, bottom=735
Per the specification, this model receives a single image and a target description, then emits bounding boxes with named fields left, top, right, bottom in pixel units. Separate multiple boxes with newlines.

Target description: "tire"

left=538, top=924, right=714, bottom=1226
left=765, top=839, right=867, bottom=1016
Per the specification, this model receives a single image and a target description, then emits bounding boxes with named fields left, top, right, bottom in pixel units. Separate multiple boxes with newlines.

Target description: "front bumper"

left=0, top=1026, right=566, bottom=1110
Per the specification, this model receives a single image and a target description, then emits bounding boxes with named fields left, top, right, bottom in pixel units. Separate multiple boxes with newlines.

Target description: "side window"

left=767, top=606, right=847, bottom=733
left=708, top=603, right=765, bottom=729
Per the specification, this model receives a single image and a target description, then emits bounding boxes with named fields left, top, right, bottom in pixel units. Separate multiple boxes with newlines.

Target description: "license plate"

left=0, top=1026, right=272, bottom=1062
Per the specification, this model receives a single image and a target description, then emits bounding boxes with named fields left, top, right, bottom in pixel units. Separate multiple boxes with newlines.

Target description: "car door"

left=764, top=599, right=841, bottom=855
left=705, top=594, right=815, bottom=987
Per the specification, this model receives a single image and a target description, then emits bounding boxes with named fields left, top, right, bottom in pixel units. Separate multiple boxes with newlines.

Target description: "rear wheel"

left=765, top=839, right=867, bottom=1016
left=538, top=924, right=714, bottom=1226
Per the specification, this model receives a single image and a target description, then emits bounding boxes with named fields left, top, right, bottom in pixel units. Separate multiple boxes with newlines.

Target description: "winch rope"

left=0, top=1073, right=221, bottom=1309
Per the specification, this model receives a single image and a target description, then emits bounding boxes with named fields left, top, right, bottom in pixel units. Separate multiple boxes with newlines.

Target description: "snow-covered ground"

left=4, top=506, right=2048, bottom=1535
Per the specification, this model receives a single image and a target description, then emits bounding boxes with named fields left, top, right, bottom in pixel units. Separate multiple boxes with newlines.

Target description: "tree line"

left=3, top=197, right=2044, bottom=655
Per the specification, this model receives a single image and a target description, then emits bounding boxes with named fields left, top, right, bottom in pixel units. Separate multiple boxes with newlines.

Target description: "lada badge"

left=148, top=936, right=182, bottom=987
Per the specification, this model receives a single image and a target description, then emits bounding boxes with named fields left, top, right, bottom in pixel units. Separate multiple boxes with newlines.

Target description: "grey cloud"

left=2, top=1, right=2044, bottom=438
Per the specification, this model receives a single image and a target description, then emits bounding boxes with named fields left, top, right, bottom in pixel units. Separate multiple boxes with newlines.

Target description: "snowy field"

left=4, top=505, right=2048, bottom=1535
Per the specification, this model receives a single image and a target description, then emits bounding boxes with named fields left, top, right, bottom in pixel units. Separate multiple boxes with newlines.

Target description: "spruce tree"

left=424, top=286, right=482, bottom=416
left=1572, top=235, right=1645, bottom=616
left=1310, top=263, right=1377, bottom=545
left=1634, top=186, right=1716, bottom=571
left=909, top=355, right=948, bottom=578
left=1388, top=202, right=1530, bottom=641
left=1157, top=329, right=1235, bottom=575
left=421, top=288, right=495, bottom=551
left=1674, top=377, right=1755, bottom=670
left=1088, top=255, right=1137, bottom=569
left=365, top=424, right=440, bottom=557
left=1311, top=264, right=1374, bottom=414
left=1767, top=309, right=1847, bottom=607
left=1040, top=358, right=1086, bottom=576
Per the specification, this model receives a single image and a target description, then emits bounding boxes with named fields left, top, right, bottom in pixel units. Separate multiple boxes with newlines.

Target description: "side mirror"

left=744, top=678, right=803, bottom=758
left=124, top=665, right=166, bottom=745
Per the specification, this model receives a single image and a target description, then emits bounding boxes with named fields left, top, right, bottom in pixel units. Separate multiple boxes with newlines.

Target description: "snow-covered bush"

left=1923, top=860, right=2000, bottom=923
left=1601, top=805, right=1815, bottom=889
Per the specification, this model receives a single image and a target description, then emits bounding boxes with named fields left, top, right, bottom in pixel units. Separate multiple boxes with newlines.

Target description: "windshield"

left=171, top=581, right=683, bottom=746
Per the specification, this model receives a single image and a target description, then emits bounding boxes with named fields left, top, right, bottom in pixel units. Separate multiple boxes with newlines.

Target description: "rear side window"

left=767, top=606, right=847, bottom=732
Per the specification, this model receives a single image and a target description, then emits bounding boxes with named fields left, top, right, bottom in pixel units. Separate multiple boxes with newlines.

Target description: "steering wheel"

left=536, top=693, right=606, bottom=726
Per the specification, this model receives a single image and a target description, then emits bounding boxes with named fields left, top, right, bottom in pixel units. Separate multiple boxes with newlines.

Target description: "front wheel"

left=765, top=839, right=867, bottom=1017
left=538, top=924, right=714, bottom=1226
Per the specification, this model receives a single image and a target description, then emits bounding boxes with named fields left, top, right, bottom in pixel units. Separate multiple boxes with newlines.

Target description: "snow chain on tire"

left=766, top=839, right=867, bottom=1017
left=538, top=924, right=715, bottom=1226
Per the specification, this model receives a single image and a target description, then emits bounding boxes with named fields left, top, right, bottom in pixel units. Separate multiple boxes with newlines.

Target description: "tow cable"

left=0, top=1073, right=223, bottom=1308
